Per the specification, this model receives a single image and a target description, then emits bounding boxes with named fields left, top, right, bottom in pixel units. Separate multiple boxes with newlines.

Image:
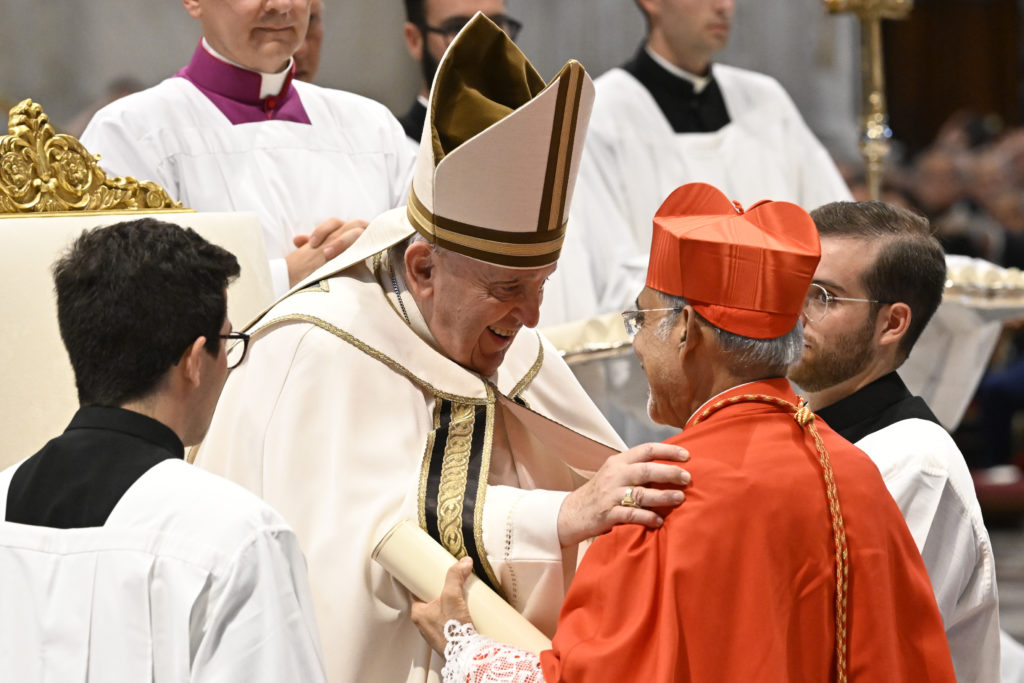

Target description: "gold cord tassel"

left=693, top=395, right=850, bottom=682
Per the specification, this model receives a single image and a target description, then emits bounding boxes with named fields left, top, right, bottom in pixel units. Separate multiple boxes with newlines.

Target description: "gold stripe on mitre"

left=406, top=13, right=593, bottom=269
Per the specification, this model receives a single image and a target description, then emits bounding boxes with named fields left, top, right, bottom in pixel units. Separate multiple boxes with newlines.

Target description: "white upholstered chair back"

left=0, top=100, right=274, bottom=468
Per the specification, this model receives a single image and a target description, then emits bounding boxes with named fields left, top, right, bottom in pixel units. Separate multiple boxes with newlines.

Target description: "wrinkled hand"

left=287, top=218, right=368, bottom=286
left=557, top=443, right=691, bottom=547
left=411, top=557, right=475, bottom=654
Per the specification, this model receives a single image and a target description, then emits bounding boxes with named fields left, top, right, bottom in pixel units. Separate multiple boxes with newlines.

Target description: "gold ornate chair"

left=0, top=100, right=274, bottom=468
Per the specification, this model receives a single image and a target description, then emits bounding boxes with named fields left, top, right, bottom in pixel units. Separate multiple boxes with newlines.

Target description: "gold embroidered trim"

left=537, top=61, right=585, bottom=234
left=0, top=99, right=182, bottom=213
left=253, top=311, right=513, bottom=600
left=408, top=193, right=566, bottom=258
left=295, top=279, right=330, bottom=294
left=691, top=394, right=850, bottom=683
left=419, top=399, right=444, bottom=531
left=255, top=313, right=489, bottom=404
left=436, top=402, right=476, bottom=558
left=508, top=333, right=544, bottom=400
left=473, top=385, right=502, bottom=593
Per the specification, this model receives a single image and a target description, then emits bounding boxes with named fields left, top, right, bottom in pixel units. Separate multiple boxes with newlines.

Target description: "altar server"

left=82, top=0, right=416, bottom=296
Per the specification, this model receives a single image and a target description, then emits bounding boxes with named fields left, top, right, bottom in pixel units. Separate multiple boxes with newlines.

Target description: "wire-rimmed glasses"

left=621, top=308, right=681, bottom=337
left=803, top=283, right=894, bottom=323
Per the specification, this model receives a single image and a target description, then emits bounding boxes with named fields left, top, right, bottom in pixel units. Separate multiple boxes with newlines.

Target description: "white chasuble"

left=195, top=209, right=626, bottom=682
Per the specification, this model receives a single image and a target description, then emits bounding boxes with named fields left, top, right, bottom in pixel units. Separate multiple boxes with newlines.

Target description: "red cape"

left=540, top=379, right=954, bottom=682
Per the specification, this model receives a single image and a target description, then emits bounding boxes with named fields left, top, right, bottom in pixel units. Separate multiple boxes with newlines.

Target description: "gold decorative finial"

left=825, top=0, right=914, bottom=200
left=0, top=99, right=183, bottom=213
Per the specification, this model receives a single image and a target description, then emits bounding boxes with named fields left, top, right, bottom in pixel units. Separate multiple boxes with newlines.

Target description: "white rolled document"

left=372, top=519, right=553, bottom=655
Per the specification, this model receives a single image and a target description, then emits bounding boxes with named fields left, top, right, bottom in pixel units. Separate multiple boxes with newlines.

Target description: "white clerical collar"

left=645, top=46, right=713, bottom=94
left=202, top=37, right=292, bottom=99
left=417, top=94, right=429, bottom=108
left=686, top=380, right=766, bottom=425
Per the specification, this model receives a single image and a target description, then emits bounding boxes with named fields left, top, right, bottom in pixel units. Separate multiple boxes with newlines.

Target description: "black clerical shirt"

left=815, top=372, right=941, bottom=445
left=6, top=406, right=184, bottom=528
left=398, top=99, right=427, bottom=143
left=622, top=47, right=731, bottom=134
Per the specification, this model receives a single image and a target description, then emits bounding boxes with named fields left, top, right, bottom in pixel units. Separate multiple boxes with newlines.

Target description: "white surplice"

left=542, top=63, right=852, bottom=325
left=194, top=208, right=627, bottom=682
left=81, top=78, right=415, bottom=296
left=0, top=459, right=326, bottom=682
left=857, top=419, right=1001, bottom=682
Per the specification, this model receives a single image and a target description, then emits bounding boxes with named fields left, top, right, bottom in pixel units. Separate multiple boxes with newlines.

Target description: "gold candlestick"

left=825, top=0, right=913, bottom=200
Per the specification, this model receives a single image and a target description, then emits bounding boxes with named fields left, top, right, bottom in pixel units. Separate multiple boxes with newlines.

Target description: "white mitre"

left=405, top=12, right=595, bottom=269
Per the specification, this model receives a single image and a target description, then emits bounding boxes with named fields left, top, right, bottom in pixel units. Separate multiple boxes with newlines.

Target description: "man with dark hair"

left=397, top=0, right=521, bottom=142
left=543, top=0, right=851, bottom=323
left=789, top=201, right=1002, bottom=682
left=83, top=0, right=415, bottom=296
left=412, top=183, right=955, bottom=682
left=0, top=218, right=326, bottom=681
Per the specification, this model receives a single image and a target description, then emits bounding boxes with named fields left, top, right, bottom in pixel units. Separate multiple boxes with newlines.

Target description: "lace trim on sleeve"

left=441, top=620, right=546, bottom=683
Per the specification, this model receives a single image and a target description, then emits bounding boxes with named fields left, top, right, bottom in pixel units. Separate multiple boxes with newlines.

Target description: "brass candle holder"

left=824, top=0, right=913, bottom=200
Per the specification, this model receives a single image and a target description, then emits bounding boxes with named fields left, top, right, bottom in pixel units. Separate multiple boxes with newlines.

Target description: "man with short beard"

left=789, top=200, right=1001, bottom=682
left=397, top=0, right=521, bottom=143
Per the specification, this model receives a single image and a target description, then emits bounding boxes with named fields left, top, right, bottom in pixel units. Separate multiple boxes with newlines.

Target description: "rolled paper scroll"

left=372, top=519, right=553, bottom=654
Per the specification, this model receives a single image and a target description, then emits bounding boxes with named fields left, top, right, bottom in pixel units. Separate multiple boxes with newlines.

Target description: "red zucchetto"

left=645, top=182, right=820, bottom=339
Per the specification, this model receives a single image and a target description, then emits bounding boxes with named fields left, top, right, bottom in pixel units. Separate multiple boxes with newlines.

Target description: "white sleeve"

left=770, top=82, right=852, bottom=208
left=190, top=526, right=326, bottom=683
left=867, top=428, right=1001, bottom=683
left=442, top=621, right=545, bottom=683
left=386, top=111, right=417, bottom=208
left=480, top=486, right=576, bottom=635
left=900, top=473, right=1001, bottom=683
left=269, top=257, right=290, bottom=298
left=80, top=107, right=179, bottom=199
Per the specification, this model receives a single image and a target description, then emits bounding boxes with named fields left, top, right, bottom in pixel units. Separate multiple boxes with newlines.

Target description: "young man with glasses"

left=398, top=0, right=522, bottom=142
left=789, top=200, right=1003, bottom=682
left=0, top=218, right=326, bottom=681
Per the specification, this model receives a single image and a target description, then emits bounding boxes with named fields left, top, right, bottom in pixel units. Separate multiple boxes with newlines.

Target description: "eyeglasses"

left=803, top=283, right=894, bottom=323
left=420, top=14, right=522, bottom=43
left=621, top=307, right=681, bottom=337
left=220, top=331, right=250, bottom=370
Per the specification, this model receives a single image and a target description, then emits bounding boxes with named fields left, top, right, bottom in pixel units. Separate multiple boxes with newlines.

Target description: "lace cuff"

left=441, top=620, right=546, bottom=683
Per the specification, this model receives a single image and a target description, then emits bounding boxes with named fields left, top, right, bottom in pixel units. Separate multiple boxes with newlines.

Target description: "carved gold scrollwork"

left=0, top=99, right=182, bottom=213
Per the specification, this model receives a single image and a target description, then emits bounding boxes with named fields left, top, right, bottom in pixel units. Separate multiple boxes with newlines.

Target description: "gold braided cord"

left=692, top=394, right=849, bottom=683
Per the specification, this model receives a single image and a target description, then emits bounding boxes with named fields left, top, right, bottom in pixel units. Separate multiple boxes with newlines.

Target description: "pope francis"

left=195, top=14, right=690, bottom=682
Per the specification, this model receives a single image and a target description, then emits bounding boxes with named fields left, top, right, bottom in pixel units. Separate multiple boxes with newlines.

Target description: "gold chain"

left=692, top=395, right=849, bottom=682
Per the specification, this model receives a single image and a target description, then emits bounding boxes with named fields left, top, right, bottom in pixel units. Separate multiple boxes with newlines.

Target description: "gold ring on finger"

left=621, top=486, right=640, bottom=508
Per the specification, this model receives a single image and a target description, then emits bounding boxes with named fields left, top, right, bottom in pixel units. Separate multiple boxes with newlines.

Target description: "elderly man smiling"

left=196, top=15, right=689, bottom=683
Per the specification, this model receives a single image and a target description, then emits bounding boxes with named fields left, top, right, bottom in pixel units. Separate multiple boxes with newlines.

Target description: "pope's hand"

left=557, top=443, right=690, bottom=547
left=411, top=557, right=475, bottom=655
left=287, top=218, right=368, bottom=286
